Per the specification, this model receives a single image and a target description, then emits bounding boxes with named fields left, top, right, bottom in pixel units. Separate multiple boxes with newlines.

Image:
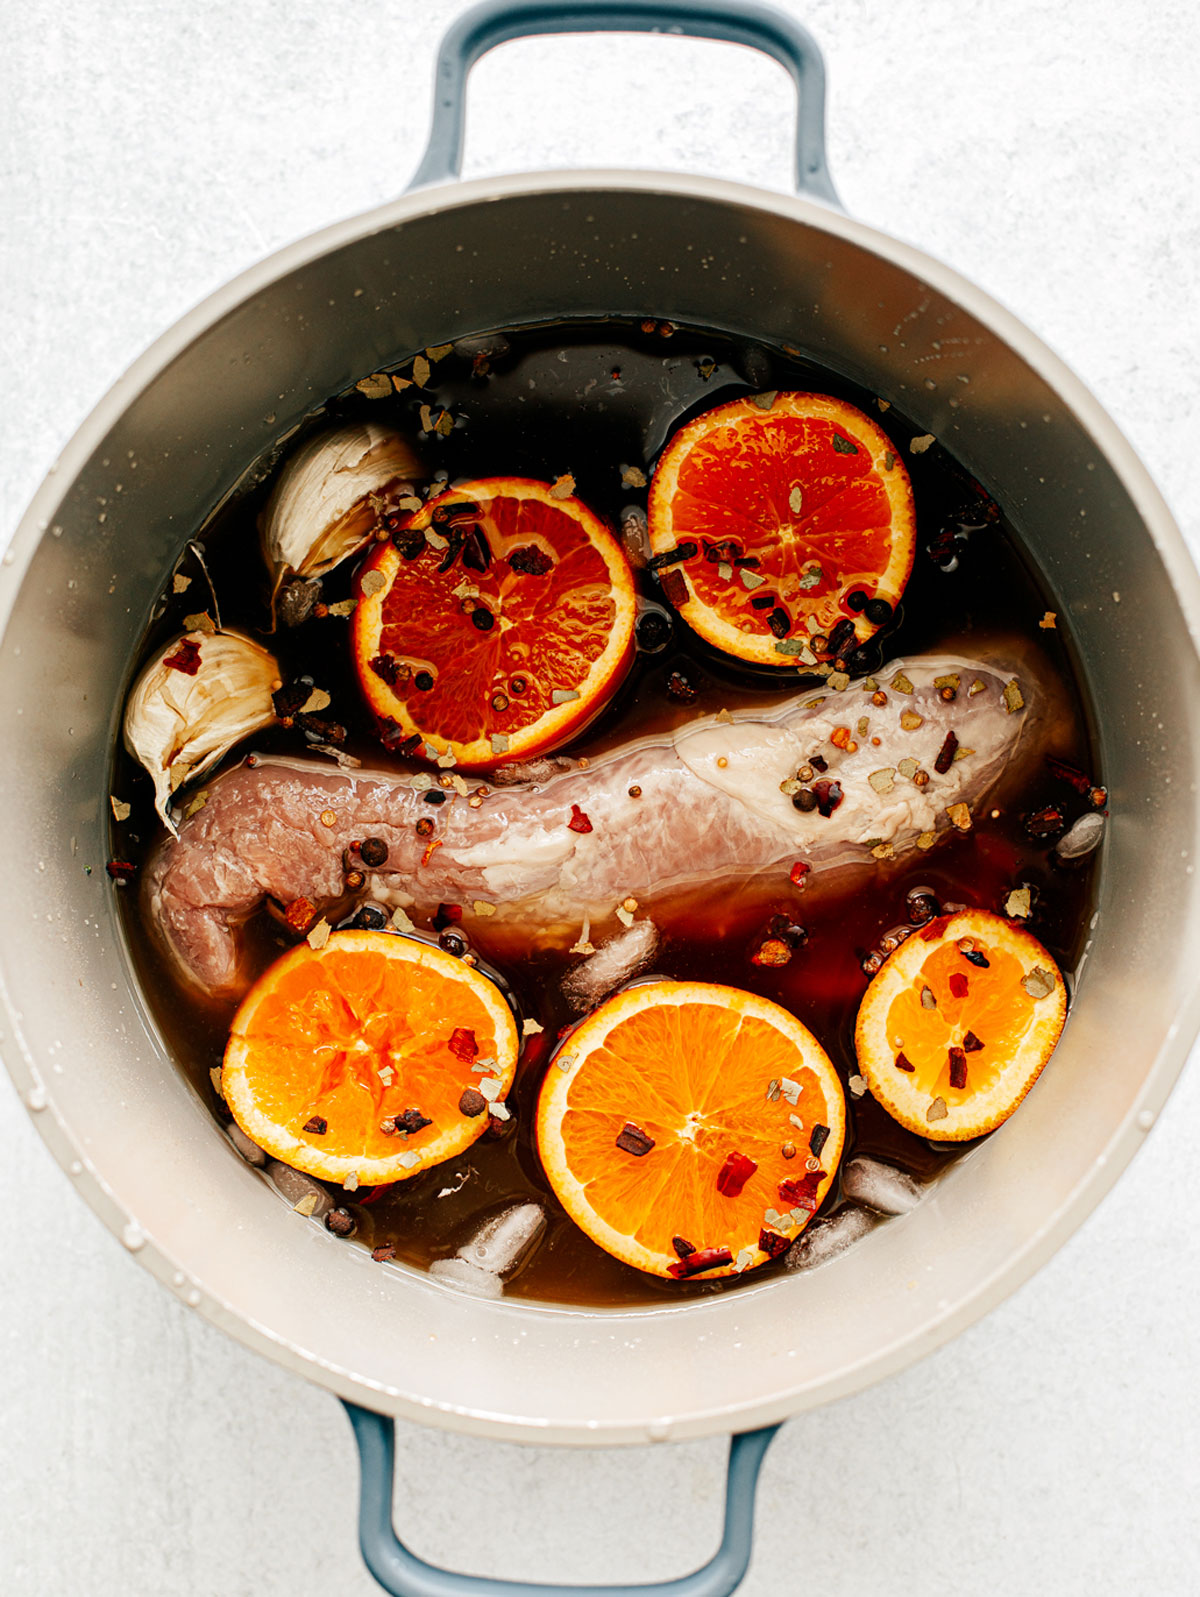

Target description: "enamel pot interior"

left=2, top=173, right=1199, bottom=1446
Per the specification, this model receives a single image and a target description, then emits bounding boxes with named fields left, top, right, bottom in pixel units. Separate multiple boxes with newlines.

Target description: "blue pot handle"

left=409, top=0, right=838, bottom=203
left=343, top=1401, right=780, bottom=1597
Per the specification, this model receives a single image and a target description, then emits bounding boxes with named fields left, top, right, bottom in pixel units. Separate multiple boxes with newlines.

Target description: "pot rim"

left=4, top=166, right=1199, bottom=1444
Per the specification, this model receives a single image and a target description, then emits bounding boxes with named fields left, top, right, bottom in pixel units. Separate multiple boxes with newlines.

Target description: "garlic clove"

left=123, top=629, right=281, bottom=835
left=259, top=423, right=423, bottom=607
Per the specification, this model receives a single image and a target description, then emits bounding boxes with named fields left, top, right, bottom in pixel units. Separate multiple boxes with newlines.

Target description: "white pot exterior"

left=2, top=170, right=1198, bottom=1445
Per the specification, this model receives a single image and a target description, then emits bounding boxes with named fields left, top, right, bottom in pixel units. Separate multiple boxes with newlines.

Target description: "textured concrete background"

left=2, top=2, right=1200, bottom=1592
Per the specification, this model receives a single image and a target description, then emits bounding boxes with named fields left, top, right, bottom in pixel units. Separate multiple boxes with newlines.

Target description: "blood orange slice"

left=648, top=392, right=916, bottom=667
left=222, top=929, right=518, bottom=1185
left=536, top=980, right=846, bottom=1280
left=351, top=477, right=636, bottom=770
left=854, top=909, right=1067, bottom=1141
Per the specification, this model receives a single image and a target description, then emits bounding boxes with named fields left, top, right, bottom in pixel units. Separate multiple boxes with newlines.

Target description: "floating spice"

left=934, top=731, right=959, bottom=774
left=1005, top=886, right=1032, bottom=919
left=668, top=1246, right=733, bottom=1279
left=778, top=1170, right=823, bottom=1211
left=1002, top=678, right=1025, bottom=714
left=567, top=804, right=593, bottom=834
left=895, top=1053, right=915, bottom=1072
left=716, top=1152, right=757, bottom=1197
left=949, top=972, right=969, bottom=999
left=946, top=803, right=972, bottom=831
left=809, top=1124, right=830, bottom=1157
left=948, top=1048, right=968, bottom=1090
left=926, top=1096, right=948, bottom=1122
left=1021, top=966, right=1055, bottom=1000
left=758, top=1229, right=791, bottom=1259
left=615, top=1122, right=655, bottom=1157
left=448, top=1028, right=478, bottom=1062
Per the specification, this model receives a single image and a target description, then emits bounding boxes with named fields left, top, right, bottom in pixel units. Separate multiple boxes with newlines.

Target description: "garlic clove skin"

left=259, top=423, right=423, bottom=604
left=123, top=629, right=281, bottom=835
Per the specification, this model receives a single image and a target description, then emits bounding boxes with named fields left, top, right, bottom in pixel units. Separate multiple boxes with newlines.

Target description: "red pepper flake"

left=371, top=1244, right=397, bottom=1262
left=615, top=1121, right=655, bottom=1157
left=284, top=896, right=317, bottom=933
left=895, top=1052, right=915, bottom=1072
left=303, top=1115, right=328, bottom=1135
left=448, top=1027, right=477, bottom=1062
left=920, top=915, right=951, bottom=942
left=507, top=544, right=554, bottom=576
left=358, top=1185, right=388, bottom=1206
left=779, top=1170, right=824, bottom=1212
left=716, top=1151, right=757, bottom=1197
left=666, top=671, right=697, bottom=702
left=163, top=638, right=202, bottom=675
left=671, top=1235, right=696, bottom=1258
left=1045, top=754, right=1093, bottom=795
left=963, top=1031, right=985, bottom=1052
left=433, top=903, right=463, bottom=930
left=809, top=755, right=828, bottom=773
left=421, top=837, right=443, bottom=866
left=949, top=972, right=969, bottom=999
left=948, top=1047, right=968, bottom=1090
left=790, top=861, right=811, bottom=887
left=758, top=1229, right=791, bottom=1259
left=934, top=730, right=959, bottom=774
left=668, top=1246, right=733, bottom=1279
left=567, top=804, right=593, bottom=834
left=105, top=859, right=138, bottom=882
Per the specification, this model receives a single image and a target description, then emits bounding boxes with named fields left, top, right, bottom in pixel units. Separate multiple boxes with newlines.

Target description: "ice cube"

left=562, top=920, right=660, bottom=1011
left=266, top=1159, right=333, bottom=1219
left=427, top=1257, right=504, bottom=1299
left=840, top=1156, right=924, bottom=1215
left=428, top=1202, right=547, bottom=1298
left=456, top=1202, right=546, bottom=1275
left=1055, top=812, right=1105, bottom=860
left=226, top=1123, right=266, bottom=1166
left=785, top=1205, right=874, bottom=1270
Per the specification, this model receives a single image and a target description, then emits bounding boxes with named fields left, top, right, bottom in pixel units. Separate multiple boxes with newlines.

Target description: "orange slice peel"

left=535, top=979, right=846, bottom=1280
left=222, top=929, right=518, bottom=1185
left=648, top=392, right=915, bottom=666
left=854, top=908, right=1067, bottom=1141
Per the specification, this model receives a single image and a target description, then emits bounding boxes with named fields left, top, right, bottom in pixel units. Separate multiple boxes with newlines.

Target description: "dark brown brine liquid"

left=112, top=319, right=1102, bottom=1307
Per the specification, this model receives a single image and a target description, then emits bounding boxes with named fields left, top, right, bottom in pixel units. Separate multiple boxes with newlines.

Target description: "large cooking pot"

left=4, top=3, right=1200, bottom=1593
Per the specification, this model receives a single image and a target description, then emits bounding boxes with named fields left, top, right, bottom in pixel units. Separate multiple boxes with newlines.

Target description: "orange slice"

left=854, top=909, right=1067, bottom=1141
left=648, top=392, right=916, bottom=666
left=351, top=477, right=636, bottom=770
left=535, top=980, right=846, bottom=1280
left=222, top=930, right=518, bottom=1185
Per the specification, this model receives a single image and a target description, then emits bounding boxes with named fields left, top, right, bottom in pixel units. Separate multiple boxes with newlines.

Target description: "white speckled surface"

left=2, top=3, right=1199, bottom=1592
